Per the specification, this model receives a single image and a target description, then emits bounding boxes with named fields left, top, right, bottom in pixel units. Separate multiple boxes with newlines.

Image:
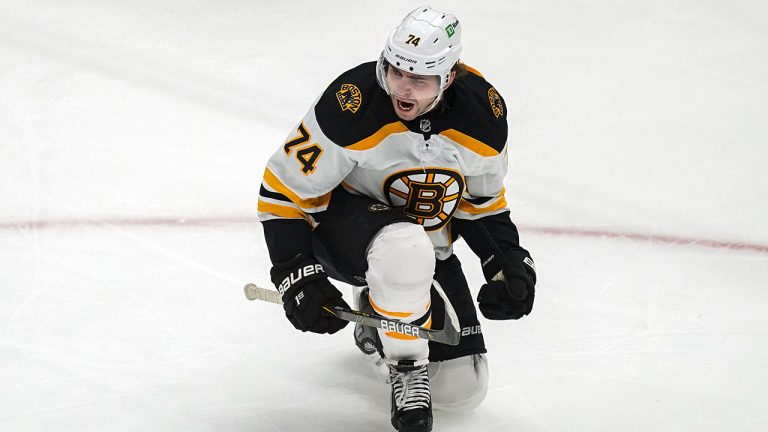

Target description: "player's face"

left=385, top=66, right=442, bottom=121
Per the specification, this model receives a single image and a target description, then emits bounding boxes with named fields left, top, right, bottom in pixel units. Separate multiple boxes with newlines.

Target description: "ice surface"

left=1, top=1, right=767, bottom=431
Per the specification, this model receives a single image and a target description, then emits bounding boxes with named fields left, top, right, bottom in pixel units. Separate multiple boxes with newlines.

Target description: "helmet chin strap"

left=419, top=90, right=444, bottom=116
left=416, top=72, right=453, bottom=116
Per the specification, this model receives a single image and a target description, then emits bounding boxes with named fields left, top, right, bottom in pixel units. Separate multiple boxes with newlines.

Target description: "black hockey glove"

left=477, top=248, right=537, bottom=320
left=270, top=254, right=349, bottom=334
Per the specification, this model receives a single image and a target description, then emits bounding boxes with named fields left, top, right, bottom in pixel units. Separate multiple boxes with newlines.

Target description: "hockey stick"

left=244, top=282, right=461, bottom=346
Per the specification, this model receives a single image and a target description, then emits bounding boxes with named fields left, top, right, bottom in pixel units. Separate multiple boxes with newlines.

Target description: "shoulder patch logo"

left=336, top=83, right=362, bottom=113
left=488, top=87, right=504, bottom=118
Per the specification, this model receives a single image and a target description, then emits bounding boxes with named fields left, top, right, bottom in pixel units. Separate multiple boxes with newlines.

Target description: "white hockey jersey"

left=258, top=62, right=510, bottom=259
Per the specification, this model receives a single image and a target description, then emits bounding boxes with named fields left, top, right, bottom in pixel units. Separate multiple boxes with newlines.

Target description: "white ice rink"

left=2, top=1, right=767, bottom=431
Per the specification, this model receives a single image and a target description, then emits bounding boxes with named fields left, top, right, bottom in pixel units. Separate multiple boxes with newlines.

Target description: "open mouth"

left=396, top=99, right=415, bottom=112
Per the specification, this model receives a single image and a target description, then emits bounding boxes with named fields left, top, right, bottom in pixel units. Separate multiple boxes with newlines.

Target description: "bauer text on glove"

left=270, top=253, right=349, bottom=334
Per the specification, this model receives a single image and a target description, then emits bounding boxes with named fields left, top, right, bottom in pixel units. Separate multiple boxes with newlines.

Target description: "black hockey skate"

left=388, top=360, right=432, bottom=432
left=353, top=287, right=383, bottom=356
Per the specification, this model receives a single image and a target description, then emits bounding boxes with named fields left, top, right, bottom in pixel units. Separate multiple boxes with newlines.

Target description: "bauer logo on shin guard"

left=381, top=320, right=419, bottom=338
left=278, top=264, right=325, bottom=295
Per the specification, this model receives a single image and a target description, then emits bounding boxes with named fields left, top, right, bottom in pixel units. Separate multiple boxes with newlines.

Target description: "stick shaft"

left=243, top=283, right=459, bottom=346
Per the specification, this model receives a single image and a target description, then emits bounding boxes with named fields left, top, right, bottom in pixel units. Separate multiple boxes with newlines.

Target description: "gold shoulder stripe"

left=440, top=129, right=500, bottom=157
left=462, top=63, right=484, bottom=77
left=262, top=168, right=332, bottom=210
left=346, top=121, right=409, bottom=151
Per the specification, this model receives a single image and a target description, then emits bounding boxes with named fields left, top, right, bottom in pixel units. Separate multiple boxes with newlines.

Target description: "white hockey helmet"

left=376, top=6, right=463, bottom=101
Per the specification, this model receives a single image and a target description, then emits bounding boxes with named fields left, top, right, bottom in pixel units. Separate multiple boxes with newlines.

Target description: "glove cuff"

left=480, top=248, right=534, bottom=282
left=480, top=254, right=504, bottom=282
left=270, top=253, right=327, bottom=296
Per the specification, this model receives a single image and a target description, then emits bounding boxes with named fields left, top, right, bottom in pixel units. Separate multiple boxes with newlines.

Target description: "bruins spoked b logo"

left=383, top=168, right=465, bottom=231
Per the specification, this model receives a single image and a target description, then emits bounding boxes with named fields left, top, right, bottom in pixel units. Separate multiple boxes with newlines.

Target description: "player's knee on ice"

left=430, top=354, right=489, bottom=411
left=365, top=222, right=434, bottom=362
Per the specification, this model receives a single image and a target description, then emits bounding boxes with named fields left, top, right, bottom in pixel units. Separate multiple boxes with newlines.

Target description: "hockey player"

left=258, top=6, right=537, bottom=432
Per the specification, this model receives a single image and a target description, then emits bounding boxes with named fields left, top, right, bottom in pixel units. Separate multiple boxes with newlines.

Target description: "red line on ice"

left=523, top=226, right=768, bottom=254
left=1, top=216, right=767, bottom=254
